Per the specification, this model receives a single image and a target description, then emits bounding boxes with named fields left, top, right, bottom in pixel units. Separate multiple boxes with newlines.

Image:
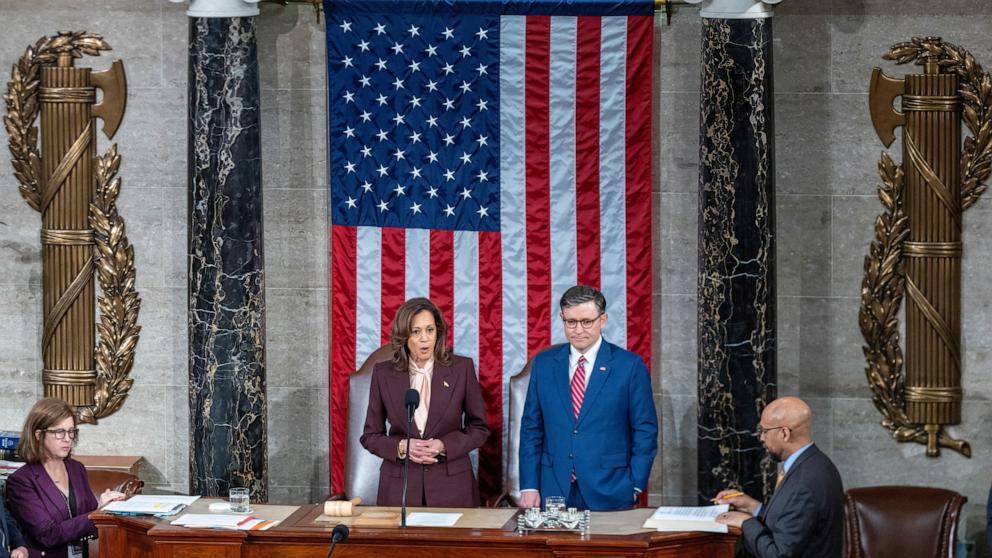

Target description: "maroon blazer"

left=360, top=354, right=490, bottom=507
left=5, top=458, right=99, bottom=558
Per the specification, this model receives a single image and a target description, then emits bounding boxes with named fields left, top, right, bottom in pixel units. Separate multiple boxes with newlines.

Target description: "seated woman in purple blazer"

left=360, top=297, right=490, bottom=507
left=5, top=398, right=125, bottom=558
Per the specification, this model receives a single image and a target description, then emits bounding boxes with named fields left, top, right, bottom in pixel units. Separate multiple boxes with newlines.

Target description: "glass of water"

left=544, top=495, right=565, bottom=514
left=229, top=487, right=250, bottom=513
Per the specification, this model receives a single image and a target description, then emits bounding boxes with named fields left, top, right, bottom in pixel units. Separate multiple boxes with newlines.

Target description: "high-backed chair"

left=344, top=345, right=394, bottom=504
left=845, top=485, right=965, bottom=558
left=494, top=344, right=563, bottom=508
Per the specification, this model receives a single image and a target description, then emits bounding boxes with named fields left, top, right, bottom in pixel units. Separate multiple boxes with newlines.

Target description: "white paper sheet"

left=643, top=504, right=729, bottom=533
left=649, top=504, right=728, bottom=520
left=171, top=514, right=253, bottom=528
left=404, top=512, right=463, bottom=527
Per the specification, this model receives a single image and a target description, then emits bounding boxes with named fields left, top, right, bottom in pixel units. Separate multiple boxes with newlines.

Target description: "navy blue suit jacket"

left=986, top=483, right=991, bottom=554
left=0, top=493, right=26, bottom=558
left=740, top=444, right=844, bottom=558
left=518, top=340, right=658, bottom=511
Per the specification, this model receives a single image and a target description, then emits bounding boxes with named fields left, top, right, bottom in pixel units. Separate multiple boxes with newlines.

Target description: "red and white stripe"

left=571, top=355, right=588, bottom=417
left=330, top=14, right=654, bottom=498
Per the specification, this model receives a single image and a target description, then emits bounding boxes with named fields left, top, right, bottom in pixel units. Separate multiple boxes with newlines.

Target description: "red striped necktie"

left=570, top=356, right=588, bottom=483
left=571, top=355, right=588, bottom=418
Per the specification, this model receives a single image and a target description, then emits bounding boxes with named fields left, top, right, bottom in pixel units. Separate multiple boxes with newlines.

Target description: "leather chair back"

left=86, top=468, right=144, bottom=500
left=503, top=344, right=563, bottom=505
left=845, top=485, right=965, bottom=558
left=345, top=345, right=394, bottom=504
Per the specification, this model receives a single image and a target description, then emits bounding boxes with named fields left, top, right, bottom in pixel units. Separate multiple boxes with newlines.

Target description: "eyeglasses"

left=42, top=428, right=79, bottom=440
left=755, top=425, right=788, bottom=437
left=561, top=314, right=603, bottom=330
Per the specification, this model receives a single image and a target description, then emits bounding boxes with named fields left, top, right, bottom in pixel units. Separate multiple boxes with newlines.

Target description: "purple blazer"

left=5, top=458, right=98, bottom=558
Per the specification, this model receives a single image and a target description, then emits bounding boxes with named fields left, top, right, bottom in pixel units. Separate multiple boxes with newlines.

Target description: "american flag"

left=325, top=0, right=655, bottom=499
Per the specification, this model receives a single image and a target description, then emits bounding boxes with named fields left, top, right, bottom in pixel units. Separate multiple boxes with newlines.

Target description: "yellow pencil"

left=711, top=491, right=744, bottom=502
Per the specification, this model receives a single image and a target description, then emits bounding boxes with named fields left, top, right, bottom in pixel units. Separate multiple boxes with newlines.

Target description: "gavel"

left=324, top=497, right=362, bottom=517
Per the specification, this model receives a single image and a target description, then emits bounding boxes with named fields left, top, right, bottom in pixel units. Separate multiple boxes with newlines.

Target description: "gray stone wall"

left=0, top=0, right=330, bottom=503
left=659, top=0, right=992, bottom=552
left=1, top=0, right=991, bottom=550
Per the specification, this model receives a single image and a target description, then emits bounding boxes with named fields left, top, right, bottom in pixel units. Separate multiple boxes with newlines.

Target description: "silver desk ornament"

left=517, top=506, right=590, bottom=534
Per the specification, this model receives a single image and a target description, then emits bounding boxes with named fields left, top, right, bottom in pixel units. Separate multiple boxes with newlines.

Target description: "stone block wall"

left=1, top=0, right=991, bottom=550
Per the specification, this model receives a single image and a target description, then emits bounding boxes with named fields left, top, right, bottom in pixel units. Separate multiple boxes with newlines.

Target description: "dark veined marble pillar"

left=688, top=0, right=783, bottom=504
left=181, top=0, right=268, bottom=502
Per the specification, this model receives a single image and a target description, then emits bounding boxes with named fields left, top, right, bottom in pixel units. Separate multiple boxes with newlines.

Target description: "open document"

left=642, top=504, right=730, bottom=533
left=104, top=495, right=200, bottom=516
left=171, top=514, right=278, bottom=530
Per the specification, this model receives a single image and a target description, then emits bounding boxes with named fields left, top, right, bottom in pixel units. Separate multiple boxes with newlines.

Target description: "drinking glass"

left=544, top=495, right=566, bottom=514
left=229, top=487, right=250, bottom=513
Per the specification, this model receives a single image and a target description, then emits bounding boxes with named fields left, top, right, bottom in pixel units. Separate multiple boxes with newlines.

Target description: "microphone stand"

left=401, top=398, right=416, bottom=528
left=325, top=524, right=349, bottom=558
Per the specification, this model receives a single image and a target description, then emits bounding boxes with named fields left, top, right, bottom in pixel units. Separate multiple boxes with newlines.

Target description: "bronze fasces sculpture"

left=861, top=37, right=992, bottom=457
left=4, top=32, right=140, bottom=424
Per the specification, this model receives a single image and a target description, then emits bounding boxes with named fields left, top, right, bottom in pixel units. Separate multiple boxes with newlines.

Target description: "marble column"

left=175, top=0, right=268, bottom=502
left=686, top=0, right=782, bottom=503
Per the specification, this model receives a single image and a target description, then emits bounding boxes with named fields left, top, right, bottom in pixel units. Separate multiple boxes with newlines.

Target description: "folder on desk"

left=104, top=495, right=201, bottom=516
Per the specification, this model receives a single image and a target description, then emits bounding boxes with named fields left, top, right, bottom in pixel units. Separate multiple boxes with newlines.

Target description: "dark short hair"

left=17, top=398, right=77, bottom=464
left=390, top=297, right=451, bottom=371
left=559, top=285, right=607, bottom=314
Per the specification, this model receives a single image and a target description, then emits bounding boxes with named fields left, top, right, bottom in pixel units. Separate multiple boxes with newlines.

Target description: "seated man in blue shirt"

left=714, top=396, right=844, bottom=558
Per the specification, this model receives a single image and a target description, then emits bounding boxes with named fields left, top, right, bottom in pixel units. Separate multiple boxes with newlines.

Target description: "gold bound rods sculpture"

left=861, top=37, right=992, bottom=457
left=4, top=32, right=140, bottom=424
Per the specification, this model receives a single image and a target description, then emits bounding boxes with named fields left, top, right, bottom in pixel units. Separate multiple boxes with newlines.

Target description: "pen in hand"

left=711, top=491, right=744, bottom=502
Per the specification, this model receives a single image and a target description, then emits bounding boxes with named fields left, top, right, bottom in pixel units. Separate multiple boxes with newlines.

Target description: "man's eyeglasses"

left=562, top=314, right=603, bottom=330
left=42, top=428, right=79, bottom=440
left=755, top=425, right=787, bottom=437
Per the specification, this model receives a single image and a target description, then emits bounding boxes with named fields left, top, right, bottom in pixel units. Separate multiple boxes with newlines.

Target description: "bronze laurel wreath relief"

left=3, top=32, right=140, bottom=424
left=861, top=37, right=992, bottom=457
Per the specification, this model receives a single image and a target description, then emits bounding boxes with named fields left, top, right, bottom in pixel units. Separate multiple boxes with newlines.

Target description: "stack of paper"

left=104, top=495, right=200, bottom=517
left=171, top=514, right=278, bottom=531
left=642, top=504, right=730, bottom=533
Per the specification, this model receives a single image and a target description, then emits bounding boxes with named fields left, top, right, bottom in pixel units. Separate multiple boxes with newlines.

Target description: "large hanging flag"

left=325, top=0, right=655, bottom=499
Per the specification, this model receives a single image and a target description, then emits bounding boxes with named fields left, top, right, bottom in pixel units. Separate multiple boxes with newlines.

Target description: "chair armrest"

left=486, top=491, right=517, bottom=509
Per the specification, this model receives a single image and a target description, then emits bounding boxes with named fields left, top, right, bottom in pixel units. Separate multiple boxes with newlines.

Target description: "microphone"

left=324, top=524, right=349, bottom=558
left=402, top=388, right=420, bottom=528
left=405, top=388, right=420, bottom=420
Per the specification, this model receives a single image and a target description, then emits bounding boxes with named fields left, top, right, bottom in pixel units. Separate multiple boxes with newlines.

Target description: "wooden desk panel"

left=93, top=504, right=738, bottom=558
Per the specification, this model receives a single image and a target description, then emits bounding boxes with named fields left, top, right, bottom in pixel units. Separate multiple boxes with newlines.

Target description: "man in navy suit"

left=518, top=285, right=658, bottom=511
left=0, top=491, right=27, bottom=558
left=715, top=396, right=844, bottom=558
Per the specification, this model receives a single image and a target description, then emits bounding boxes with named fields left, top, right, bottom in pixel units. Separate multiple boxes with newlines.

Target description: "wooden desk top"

left=93, top=502, right=739, bottom=558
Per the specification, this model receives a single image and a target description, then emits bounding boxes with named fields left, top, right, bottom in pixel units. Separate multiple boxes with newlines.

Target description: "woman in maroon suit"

left=361, top=297, right=490, bottom=507
left=6, top=398, right=124, bottom=558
